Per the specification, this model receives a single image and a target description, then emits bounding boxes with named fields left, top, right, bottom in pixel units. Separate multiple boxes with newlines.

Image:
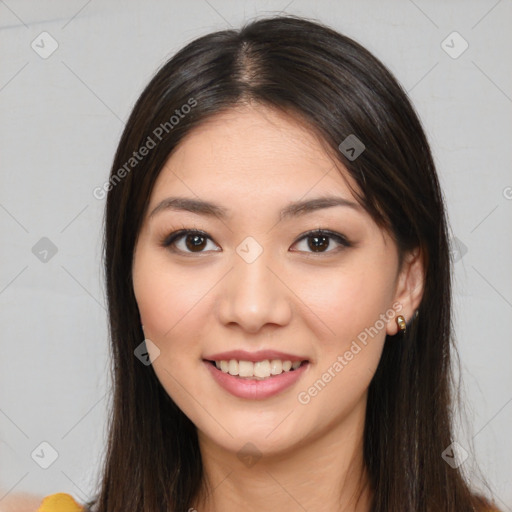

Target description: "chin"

left=198, top=415, right=308, bottom=456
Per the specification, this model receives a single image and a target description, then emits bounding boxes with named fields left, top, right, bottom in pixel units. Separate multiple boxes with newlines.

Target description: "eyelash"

left=159, top=227, right=352, bottom=256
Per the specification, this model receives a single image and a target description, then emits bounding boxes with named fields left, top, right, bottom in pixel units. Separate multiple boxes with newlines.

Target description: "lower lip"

left=203, top=360, right=309, bottom=400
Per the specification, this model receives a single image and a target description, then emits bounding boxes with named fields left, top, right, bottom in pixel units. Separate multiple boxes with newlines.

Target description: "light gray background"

left=1, top=0, right=511, bottom=509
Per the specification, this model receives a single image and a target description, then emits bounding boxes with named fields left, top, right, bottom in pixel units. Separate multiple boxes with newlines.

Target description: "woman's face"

left=132, top=104, right=422, bottom=458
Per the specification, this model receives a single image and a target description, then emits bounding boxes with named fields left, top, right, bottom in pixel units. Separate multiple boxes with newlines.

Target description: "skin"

left=132, top=103, right=424, bottom=512
left=0, top=492, right=45, bottom=512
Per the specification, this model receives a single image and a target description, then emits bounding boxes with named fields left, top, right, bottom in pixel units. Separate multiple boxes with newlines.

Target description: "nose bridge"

left=217, top=239, right=291, bottom=331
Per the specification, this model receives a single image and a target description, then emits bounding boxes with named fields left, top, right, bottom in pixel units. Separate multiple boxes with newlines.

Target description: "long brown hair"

left=88, top=14, right=500, bottom=512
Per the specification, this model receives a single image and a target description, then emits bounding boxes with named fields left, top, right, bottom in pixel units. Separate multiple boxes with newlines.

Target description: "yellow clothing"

left=37, top=493, right=83, bottom=512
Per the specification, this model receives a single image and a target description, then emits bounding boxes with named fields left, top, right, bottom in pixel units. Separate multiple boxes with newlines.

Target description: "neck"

left=192, top=399, right=373, bottom=512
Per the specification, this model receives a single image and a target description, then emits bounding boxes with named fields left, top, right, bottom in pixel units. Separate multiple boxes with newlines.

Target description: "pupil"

left=186, top=234, right=207, bottom=251
left=309, top=235, right=328, bottom=252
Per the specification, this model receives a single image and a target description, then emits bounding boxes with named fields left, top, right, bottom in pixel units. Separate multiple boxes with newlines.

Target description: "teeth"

left=228, top=359, right=239, bottom=375
left=270, top=360, right=282, bottom=375
left=213, top=359, right=305, bottom=379
left=254, top=360, right=270, bottom=378
left=238, top=360, right=254, bottom=377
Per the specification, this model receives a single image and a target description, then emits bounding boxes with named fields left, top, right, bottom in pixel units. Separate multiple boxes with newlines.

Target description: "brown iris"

left=308, top=234, right=329, bottom=252
left=185, top=234, right=207, bottom=252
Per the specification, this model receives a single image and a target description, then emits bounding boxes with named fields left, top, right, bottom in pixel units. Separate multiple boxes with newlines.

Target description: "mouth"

left=203, top=358, right=310, bottom=381
left=203, top=356, right=310, bottom=400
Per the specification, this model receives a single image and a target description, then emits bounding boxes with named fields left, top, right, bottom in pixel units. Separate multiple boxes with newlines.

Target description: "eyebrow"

left=148, top=195, right=362, bottom=221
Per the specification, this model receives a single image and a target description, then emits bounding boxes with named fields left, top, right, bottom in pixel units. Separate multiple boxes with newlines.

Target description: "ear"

left=386, top=246, right=424, bottom=336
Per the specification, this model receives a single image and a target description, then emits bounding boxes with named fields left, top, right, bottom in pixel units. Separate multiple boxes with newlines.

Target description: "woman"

left=36, top=14, right=500, bottom=512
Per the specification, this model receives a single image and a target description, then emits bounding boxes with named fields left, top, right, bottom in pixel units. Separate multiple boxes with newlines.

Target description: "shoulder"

left=0, top=492, right=83, bottom=512
left=36, top=493, right=83, bottom=512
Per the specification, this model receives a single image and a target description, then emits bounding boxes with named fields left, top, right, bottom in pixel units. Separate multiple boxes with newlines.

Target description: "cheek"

left=295, top=264, right=393, bottom=348
left=132, top=251, right=209, bottom=408
left=133, top=251, right=210, bottom=338
left=293, top=269, right=391, bottom=416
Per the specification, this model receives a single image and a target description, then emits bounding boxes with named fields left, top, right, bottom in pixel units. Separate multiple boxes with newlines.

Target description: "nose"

left=216, top=248, right=292, bottom=334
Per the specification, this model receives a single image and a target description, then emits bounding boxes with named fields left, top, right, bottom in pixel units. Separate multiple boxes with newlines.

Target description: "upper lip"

left=203, top=350, right=309, bottom=363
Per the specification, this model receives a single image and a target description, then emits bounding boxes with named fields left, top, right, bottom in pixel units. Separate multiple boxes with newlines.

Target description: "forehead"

left=150, top=104, right=361, bottom=209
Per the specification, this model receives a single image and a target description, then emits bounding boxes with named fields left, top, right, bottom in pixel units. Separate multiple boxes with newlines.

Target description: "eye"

left=161, top=229, right=220, bottom=254
left=291, top=229, right=351, bottom=254
left=161, top=228, right=351, bottom=255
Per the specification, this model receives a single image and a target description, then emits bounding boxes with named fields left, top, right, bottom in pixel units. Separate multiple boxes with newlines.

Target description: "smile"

left=208, top=359, right=307, bottom=380
left=203, top=359, right=310, bottom=400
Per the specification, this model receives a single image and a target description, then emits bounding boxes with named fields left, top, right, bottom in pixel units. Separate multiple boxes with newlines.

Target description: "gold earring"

left=396, top=315, right=406, bottom=334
